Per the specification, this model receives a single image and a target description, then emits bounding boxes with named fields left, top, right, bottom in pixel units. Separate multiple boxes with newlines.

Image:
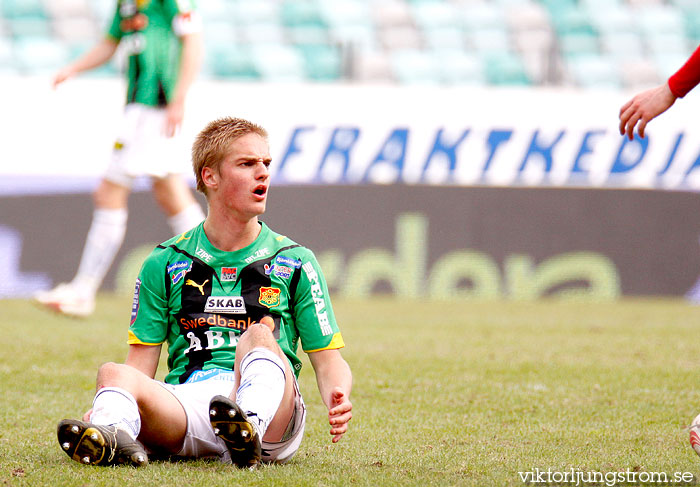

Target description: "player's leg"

left=151, top=174, right=204, bottom=235
left=58, top=362, right=187, bottom=467
left=35, top=179, right=130, bottom=317
left=209, top=322, right=296, bottom=467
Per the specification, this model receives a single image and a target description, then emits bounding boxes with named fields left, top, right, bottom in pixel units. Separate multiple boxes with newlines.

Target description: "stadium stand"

left=2, top=0, right=699, bottom=88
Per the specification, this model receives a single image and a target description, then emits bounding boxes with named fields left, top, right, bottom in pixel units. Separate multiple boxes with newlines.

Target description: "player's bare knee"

left=240, top=323, right=276, bottom=349
left=96, top=361, right=124, bottom=384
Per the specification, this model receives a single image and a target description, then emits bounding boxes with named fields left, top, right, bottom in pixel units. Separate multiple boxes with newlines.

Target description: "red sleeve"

left=668, top=45, right=700, bottom=98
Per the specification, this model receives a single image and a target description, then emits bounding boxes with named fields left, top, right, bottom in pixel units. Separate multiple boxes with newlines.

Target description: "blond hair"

left=192, top=117, right=268, bottom=195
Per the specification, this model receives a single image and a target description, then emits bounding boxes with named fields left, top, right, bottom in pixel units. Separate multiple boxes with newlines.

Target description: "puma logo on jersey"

left=186, top=279, right=209, bottom=295
left=176, top=232, right=192, bottom=244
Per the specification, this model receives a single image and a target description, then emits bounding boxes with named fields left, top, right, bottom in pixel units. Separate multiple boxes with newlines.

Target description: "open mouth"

left=253, top=185, right=267, bottom=196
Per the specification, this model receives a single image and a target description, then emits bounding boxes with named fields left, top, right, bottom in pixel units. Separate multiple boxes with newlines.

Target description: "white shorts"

left=104, top=103, right=191, bottom=187
left=157, top=370, right=306, bottom=464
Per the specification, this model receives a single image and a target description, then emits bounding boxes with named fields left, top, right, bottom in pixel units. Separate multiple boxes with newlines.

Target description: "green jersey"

left=128, top=222, right=345, bottom=385
left=107, top=0, right=199, bottom=107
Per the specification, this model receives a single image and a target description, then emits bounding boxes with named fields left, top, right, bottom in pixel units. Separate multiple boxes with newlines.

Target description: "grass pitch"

left=1, top=296, right=700, bottom=486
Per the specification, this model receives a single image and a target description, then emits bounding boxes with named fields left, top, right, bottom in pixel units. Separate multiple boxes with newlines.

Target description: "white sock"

left=236, top=348, right=286, bottom=439
left=167, top=203, right=204, bottom=235
left=71, top=208, right=128, bottom=296
left=89, top=387, right=141, bottom=440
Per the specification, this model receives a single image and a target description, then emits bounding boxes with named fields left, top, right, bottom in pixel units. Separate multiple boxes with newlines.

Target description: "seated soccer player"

left=57, top=117, right=353, bottom=468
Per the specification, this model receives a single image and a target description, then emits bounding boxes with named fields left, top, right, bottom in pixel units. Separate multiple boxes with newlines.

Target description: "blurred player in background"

left=34, top=0, right=205, bottom=317
left=55, top=117, right=353, bottom=469
left=619, top=44, right=700, bottom=304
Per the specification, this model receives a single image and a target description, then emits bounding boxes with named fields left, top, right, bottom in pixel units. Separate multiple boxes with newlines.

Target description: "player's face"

left=212, top=133, right=271, bottom=219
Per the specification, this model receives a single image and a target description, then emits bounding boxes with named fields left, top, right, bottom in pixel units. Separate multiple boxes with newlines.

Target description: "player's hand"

left=164, top=100, right=185, bottom=138
left=52, top=67, right=75, bottom=89
left=328, top=386, right=352, bottom=443
left=618, top=82, right=677, bottom=140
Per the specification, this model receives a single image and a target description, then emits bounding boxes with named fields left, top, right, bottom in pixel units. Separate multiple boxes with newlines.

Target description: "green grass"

left=2, top=296, right=700, bottom=486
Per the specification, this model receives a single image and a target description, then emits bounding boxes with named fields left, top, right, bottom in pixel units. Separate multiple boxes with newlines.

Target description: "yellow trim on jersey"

left=303, top=332, right=345, bottom=353
left=127, top=330, right=163, bottom=346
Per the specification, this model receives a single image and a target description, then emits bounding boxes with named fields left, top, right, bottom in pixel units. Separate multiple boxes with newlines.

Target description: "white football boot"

left=34, top=283, right=95, bottom=317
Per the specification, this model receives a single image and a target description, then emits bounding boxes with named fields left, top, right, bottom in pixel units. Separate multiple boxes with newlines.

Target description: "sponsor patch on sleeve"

left=130, top=278, right=141, bottom=325
left=167, top=260, right=192, bottom=284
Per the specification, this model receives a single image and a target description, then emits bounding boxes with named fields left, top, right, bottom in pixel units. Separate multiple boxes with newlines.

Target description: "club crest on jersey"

left=221, top=267, right=237, bottom=282
left=259, top=287, right=281, bottom=308
left=167, top=261, right=191, bottom=284
left=204, top=295, right=247, bottom=314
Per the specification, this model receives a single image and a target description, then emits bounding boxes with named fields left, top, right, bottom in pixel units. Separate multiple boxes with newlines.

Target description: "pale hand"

left=328, top=386, right=352, bottom=443
left=618, top=83, right=677, bottom=140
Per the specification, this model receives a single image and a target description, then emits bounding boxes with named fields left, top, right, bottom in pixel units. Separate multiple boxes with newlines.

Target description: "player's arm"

left=165, top=28, right=204, bottom=137
left=668, top=44, right=700, bottom=99
left=53, top=37, right=119, bottom=88
left=125, top=344, right=162, bottom=379
left=308, top=349, right=353, bottom=443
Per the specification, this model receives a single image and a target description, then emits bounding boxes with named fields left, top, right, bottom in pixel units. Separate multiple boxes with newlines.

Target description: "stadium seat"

left=683, top=10, right=700, bottom=45
left=297, top=44, right=343, bottom=81
left=635, top=4, right=685, bottom=37
left=653, top=51, right=694, bottom=79
left=482, top=51, right=532, bottom=85
left=433, top=48, right=485, bottom=85
left=197, top=0, right=232, bottom=22
left=550, top=5, right=597, bottom=38
left=389, top=48, right=440, bottom=84
left=558, top=31, right=601, bottom=59
left=1, top=0, right=46, bottom=20
left=89, top=0, right=115, bottom=27
left=378, top=24, right=423, bottom=51
left=371, top=0, right=413, bottom=29
left=52, top=16, right=99, bottom=43
left=286, top=24, right=330, bottom=47
left=238, top=21, right=285, bottom=46
left=467, top=26, right=512, bottom=55
left=318, top=0, right=370, bottom=30
left=250, top=44, right=306, bottom=82
left=409, top=1, right=459, bottom=31
left=280, top=0, right=326, bottom=28
left=578, top=0, right=620, bottom=10
left=13, top=36, right=71, bottom=74
left=461, top=2, right=506, bottom=33
left=566, top=54, right=621, bottom=89
left=44, top=0, right=91, bottom=19
left=0, top=0, right=696, bottom=88
left=586, top=5, right=634, bottom=36
left=422, top=25, right=466, bottom=50
left=328, top=22, right=378, bottom=53
left=6, top=17, right=51, bottom=38
left=204, top=19, right=239, bottom=47
left=618, top=59, right=661, bottom=90
left=645, top=32, right=692, bottom=59
left=599, top=31, right=645, bottom=61
left=230, top=0, right=280, bottom=25
left=205, top=44, right=260, bottom=81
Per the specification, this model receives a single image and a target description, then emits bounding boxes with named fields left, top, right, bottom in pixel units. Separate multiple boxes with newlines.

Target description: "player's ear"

left=201, top=166, right=218, bottom=191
